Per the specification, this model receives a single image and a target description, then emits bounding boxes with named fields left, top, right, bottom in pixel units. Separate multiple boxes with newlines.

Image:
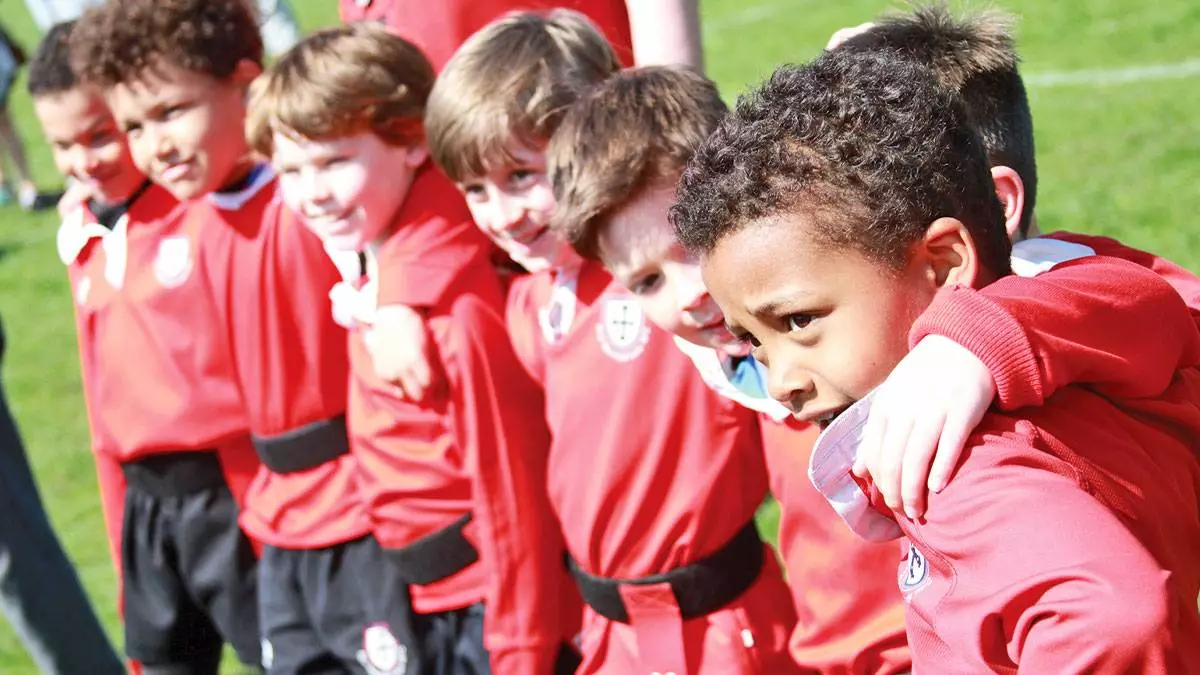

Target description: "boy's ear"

left=231, top=59, right=264, bottom=88
left=990, top=165, right=1025, bottom=241
left=918, top=217, right=982, bottom=290
left=405, top=142, right=429, bottom=170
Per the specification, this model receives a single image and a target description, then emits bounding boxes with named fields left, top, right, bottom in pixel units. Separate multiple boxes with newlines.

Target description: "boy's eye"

left=161, top=105, right=186, bottom=120
left=509, top=169, right=540, bottom=187
left=785, top=314, right=815, bottom=332
left=458, top=183, right=486, bottom=200
left=629, top=272, right=663, bottom=296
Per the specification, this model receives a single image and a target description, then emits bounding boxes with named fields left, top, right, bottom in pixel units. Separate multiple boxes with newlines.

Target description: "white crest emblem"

left=360, top=623, right=408, bottom=675
left=898, top=543, right=930, bottom=597
left=595, top=296, right=650, bottom=362
left=153, top=235, right=193, bottom=288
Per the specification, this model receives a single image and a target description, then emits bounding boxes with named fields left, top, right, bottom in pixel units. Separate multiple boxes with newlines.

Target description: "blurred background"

left=0, top=0, right=1195, bottom=671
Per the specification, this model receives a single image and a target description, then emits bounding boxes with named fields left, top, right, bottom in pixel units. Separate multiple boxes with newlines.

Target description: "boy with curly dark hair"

left=822, top=5, right=1200, bottom=523
left=672, top=47, right=1200, bottom=672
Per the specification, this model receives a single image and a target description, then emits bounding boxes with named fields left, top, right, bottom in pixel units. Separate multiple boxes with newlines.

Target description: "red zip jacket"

left=191, top=171, right=368, bottom=549
left=506, top=260, right=799, bottom=674
left=339, top=0, right=633, bottom=69
left=884, top=255, right=1200, bottom=671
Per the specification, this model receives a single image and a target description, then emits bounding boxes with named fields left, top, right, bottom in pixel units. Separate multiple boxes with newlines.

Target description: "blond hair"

left=425, top=9, right=620, bottom=182
left=247, top=22, right=434, bottom=156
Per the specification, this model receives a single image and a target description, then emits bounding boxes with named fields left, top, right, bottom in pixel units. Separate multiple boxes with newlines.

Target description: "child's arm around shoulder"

left=440, top=291, right=573, bottom=675
left=858, top=255, right=1200, bottom=518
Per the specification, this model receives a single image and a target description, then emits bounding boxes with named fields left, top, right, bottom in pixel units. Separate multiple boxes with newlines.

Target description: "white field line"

left=707, top=2, right=1200, bottom=88
left=1023, top=58, right=1200, bottom=87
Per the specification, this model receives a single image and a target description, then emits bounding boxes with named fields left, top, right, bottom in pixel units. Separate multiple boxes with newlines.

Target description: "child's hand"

left=826, top=21, right=876, bottom=50
left=362, top=303, right=440, bottom=402
left=853, top=335, right=996, bottom=520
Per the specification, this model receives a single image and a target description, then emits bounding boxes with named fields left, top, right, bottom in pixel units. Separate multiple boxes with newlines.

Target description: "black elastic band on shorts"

left=121, top=450, right=225, bottom=497
left=252, top=415, right=350, bottom=474
left=384, top=513, right=479, bottom=586
left=566, top=519, right=764, bottom=623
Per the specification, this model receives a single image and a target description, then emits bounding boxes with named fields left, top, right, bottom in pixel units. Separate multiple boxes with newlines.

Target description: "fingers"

left=900, top=415, right=945, bottom=520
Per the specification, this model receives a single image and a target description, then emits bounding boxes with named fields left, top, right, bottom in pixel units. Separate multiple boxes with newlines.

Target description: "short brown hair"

left=247, top=23, right=434, bottom=157
left=672, top=50, right=1011, bottom=277
left=425, top=9, right=620, bottom=182
left=837, top=4, right=1037, bottom=234
left=548, top=66, right=726, bottom=260
left=70, top=0, right=263, bottom=88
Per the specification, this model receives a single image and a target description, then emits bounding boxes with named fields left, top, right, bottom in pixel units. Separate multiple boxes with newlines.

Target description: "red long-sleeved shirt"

left=343, top=169, right=569, bottom=673
left=192, top=172, right=368, bottom=549
left=883, top=255, right=1200, bottom=671
left=338, top=0, right=634, bottom=70
left=507, top=260, right=770, bottom=578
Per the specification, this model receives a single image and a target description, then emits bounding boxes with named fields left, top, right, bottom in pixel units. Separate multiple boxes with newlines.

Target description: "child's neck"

left=214, top=159, right=261, bottom=194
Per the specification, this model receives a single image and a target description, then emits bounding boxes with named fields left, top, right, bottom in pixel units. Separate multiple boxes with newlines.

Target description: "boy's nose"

left=492, top=195, right=525, bottom=234
left=767, top=359, right=816, bottom=412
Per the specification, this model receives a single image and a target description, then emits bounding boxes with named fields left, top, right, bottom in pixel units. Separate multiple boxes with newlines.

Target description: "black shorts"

left=259, top=535, right=410, bottom=675
left=120, top=452, right=260, bottom=671
left=365, top=537, right=491, bottom=675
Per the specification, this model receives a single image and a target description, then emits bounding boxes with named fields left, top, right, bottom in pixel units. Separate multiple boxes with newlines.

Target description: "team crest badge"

left=153, top=235, right=193, bottom=288
left=898, top=543, right=930, bottom=598
left=360, top=623, right=408, bottom=675
left=595, top=296, right=650, bottom=362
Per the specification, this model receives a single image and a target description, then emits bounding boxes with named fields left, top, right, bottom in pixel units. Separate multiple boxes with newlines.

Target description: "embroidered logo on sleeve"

left=359, top=623, right=408, bottom=675
left=898, top=543, right=931, bottom=598
left=153, top=235, right=194, bottom=288
left=596, top=296, right=650, bottom=362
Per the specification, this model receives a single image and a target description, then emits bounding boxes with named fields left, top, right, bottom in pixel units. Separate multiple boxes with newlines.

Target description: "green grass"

left=0, top=0, right=1197, bottom=672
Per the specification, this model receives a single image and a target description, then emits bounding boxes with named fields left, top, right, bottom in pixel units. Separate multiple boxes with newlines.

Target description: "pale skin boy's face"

left=34, top=88, right=145, bottom=205
left=598, top=181, right=748, bottom=357
left=457, top=141, right=580, bottom=273
left=701, top=213, right=979, bottom=428
left=106, top=60, right=260, bottom=201
left=272, top=130, right=426, bottom=252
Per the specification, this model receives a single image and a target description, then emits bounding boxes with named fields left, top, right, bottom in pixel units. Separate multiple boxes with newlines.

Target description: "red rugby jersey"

left=890, top=256, right=1200, bottom=671
left=345, top=169, right=571, bottom=674
left=505, top=260, right=769, bottom=578
left=192, top=171, right=368, bottom=549
left=338, top=0, right=634, bottom=69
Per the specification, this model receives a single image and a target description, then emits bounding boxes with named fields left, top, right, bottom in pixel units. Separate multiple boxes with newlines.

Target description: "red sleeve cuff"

left=909, top=285, right=1044, bottom=410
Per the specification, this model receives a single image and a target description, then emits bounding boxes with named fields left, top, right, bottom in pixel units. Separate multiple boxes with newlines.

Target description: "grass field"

left=0, top=0, right=1196, bottom=672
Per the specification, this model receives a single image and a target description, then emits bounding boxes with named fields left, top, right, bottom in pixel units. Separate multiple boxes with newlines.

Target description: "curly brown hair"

left=69, top=0, right=263, bottom=87
left=548, top=66, right=727, bottom=260
left=670, top=49, right=1011, bottom=276
left=836, top=3, right=1037, bottom=235
left=247, top=22, right=433, bottom=157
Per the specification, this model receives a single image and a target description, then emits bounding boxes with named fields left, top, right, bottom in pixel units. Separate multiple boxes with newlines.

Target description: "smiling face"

left=599, top=181, right=747, bottom=356
left=273, top=129, right=426, bottom=251
left=33, top=88, right=145, bottom=205
left=457, top=141, right=579, bottom=273
left=105, top=60, right=259, bottom=200
left=701, top=213, right=940, bottom=427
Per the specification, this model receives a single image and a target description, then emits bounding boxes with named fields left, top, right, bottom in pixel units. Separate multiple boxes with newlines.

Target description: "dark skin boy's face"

left=700, top=212, right=978, bottom=428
